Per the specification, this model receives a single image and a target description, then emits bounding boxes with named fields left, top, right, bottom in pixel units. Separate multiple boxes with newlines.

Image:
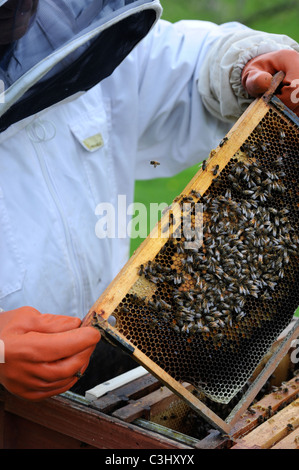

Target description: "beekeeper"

left=0, top=0, right=299, bottom=401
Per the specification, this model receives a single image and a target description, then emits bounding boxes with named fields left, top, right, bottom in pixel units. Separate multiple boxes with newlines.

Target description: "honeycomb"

left=150, top=397, right=193, bottom=436
left=103, top=98, right=299, bottom=405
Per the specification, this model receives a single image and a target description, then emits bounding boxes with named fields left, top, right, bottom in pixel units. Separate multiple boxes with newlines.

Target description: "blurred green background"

left=131, top=0, right=299, bottom=255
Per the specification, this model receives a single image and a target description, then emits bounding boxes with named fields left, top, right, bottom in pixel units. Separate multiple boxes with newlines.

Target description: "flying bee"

left=150, top=160, right=160, bottom=168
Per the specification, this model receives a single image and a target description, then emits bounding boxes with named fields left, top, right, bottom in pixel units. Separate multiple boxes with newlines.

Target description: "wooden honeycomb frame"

left=82, top=73, right=299, bottom=434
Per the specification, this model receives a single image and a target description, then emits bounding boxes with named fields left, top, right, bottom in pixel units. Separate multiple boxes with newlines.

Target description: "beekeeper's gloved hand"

left=242, top=50, right=299, bottom=116
left=0, top=307, right=101, bottom=401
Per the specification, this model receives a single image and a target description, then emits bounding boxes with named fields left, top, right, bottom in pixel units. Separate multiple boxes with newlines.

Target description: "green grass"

left=160, top=0, right=299, bottom=41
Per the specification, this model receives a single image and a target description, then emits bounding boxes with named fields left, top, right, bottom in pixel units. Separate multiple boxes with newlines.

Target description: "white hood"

left=0, top=0, right=162, bottom=131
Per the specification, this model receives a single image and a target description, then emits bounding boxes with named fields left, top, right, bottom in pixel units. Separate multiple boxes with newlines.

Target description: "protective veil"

left=0, top=0, right=162, bottom=132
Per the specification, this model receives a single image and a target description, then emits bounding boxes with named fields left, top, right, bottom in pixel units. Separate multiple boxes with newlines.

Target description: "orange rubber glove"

left=0, top=307, right=101, bottom=401
left=242, top=50, right=299, bottom=116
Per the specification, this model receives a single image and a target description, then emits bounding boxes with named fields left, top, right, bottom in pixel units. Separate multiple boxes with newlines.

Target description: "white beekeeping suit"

left=0, top=0, right=298, bottom=323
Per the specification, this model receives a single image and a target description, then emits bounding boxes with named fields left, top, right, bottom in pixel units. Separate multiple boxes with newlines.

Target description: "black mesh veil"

left=0, top=0, right=162, bottom=132
left=0, top=1, right=39, bottom=46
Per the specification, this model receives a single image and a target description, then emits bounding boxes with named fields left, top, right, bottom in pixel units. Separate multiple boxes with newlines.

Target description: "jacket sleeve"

left=198, top=23, right=299, bottom=122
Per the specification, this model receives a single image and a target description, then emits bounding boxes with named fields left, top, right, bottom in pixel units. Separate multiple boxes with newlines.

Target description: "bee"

left=148, top=300, right=157, bottom=310
left=267, top=405, right=273, bottom=418
left=255, top=124, right=264, bottom=135
left=219, top=137, right=228, bottom=147
left=148, top=318, right=159, bottom=329
left=191, top=189, right=202, bottom=199
left=215, top=333, right=224, bottom=340
left=257, top=415, right=264, bottom=424
left=172, top=324, right=181, bottom=334
left=259, top=143, right=267, bottom=152
left=225, top=189, right=232, bottom=200
left=169, top=213, right=176, bottom=225
left=205, top=315, right=215, bottom=322
left=213, top=165, right=220, bottom=176
left=202, top=159, right=207, bottom=170
left=201, top=325, right=210, bottom=333
left=150, top=160, right=160, bottom=168
left=287, top=423, right=294, bottom=432
left=138, top=264, right=144, bottom=276
left=160, top=299, right=172, bottom=310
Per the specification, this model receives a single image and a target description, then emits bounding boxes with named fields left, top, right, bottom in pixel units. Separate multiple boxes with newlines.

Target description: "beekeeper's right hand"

left=0, top=307, right=100, bottom=401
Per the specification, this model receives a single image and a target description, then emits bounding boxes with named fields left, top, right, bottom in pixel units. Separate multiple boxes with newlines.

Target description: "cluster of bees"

left=137, top=156, right=298, bottom=343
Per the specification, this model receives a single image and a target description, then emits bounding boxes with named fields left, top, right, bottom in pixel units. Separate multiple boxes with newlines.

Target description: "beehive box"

left=0, top=325, right=297, bottom=449
left=82, top=75, right=299, bottom=432
left=83, top=321, right=299, bottom=449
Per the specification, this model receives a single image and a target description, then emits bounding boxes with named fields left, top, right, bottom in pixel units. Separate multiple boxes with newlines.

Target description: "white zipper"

left=26, top=119, right=85, bottom=316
